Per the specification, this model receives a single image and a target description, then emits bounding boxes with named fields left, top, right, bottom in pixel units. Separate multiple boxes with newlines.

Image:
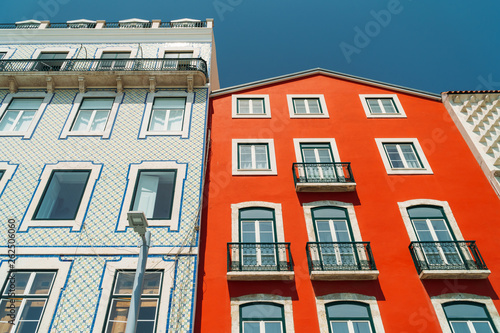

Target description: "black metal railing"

left=48, top=22, right=97, bottom=29
left=409, top=241, right=488, bottom=274
left=292, top=162, right=355, bottom=185
left=0, top=24, right=19, bottom=29
left=0, top=58, right=208, bottom=77
left=227, top=242, right=294, bottom=272
left=0, top=21, right=208, bottom=30
left=306, top=242, right=376, bottom=272
left=160, top=21, right=207, bottom=28
left=104, top=22, right=153, bottom=28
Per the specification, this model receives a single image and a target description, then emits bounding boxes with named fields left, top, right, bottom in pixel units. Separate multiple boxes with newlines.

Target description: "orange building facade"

left=195, top=69, right=500, bottom=333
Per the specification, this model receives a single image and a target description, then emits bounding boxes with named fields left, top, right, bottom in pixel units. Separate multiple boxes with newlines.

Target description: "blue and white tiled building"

left=0, top=18, right=218, bottom=332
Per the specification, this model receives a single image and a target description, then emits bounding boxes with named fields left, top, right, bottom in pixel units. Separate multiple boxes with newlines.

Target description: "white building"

left=0, top=18, right=217, bottom=332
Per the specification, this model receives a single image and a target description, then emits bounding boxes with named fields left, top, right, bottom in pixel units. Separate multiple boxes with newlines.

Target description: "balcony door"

left=239, top=208, right=277, bottom=269
left=163, top=52, right=193, bottom=70
left=35, top=52, right=69, bottom=71
left=312, top=207, right=356, bottom=268
left=408, top=206, right=462, bottom=268
left=300, top=143, right=336, bottom=181
left=99, top=51, right=131, bottom=70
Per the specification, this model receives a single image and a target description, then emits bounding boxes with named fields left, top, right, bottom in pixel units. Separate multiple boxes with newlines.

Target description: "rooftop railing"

left=0, top=20, right=209, bottom=30
left=227, top=242, right=294, bottom=273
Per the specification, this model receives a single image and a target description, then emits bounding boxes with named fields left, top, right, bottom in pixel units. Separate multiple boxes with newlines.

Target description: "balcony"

left=292, top=163, right=356, bottom=192
left=306, top=242, right=379, bottom=280
left=227, top=242, right=294, bottom=281
left=409, top=241, right=490, bottom=279
left=0, top=58, right=208, bottom=92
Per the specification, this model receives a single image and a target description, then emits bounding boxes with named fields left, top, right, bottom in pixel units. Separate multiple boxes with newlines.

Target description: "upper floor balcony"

left=409, top=241, right=490, bottom=279
left=227, top=242, right=294, bottom=281
left=292, top=162, right=356, bottom=192
left=306, top=242, right=379, bottom=280
left=0, top=58, right=208, bottom=93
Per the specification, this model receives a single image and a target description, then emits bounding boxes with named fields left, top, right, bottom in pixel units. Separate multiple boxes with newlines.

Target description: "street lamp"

left=125, top=211, right=151, bottom=333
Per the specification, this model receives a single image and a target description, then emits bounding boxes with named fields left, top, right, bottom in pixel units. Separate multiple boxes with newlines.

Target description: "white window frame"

left=0, top=92, right=52, bottom=139
left=117, top=161, right=187, bottom=231
left=92, top=257, right=175, bottom=333
left=431, top=294, right=500, bottom=333
left=31, top=47, right=77, bottom=60
left=60, top=91, right=122, bottom=139
left=230, top=294, right=295, bottom=333
left=94, top=47, right=138, bottom=70
left=293, top=138, right=341, bottom=163
left=19, top=161, right=102, bottom=231
left=316, top=293, right=385, bottom=333
left=158, top=46, right=197, bottom=58
left=359, top=94, right=406, bottom=118
left=0, top=162, right=17, bottom=197
left=232, top=139, right=277, bottom=176
left=287, top=94, right=329, bottom=118
left=231, top=202, right=285, bottom=243
left=232, top=94, right=271, bottom=118
left=0, top=48, right=16, bottom=59
left=0, top=257, right=72, bottom=333
left=139, top=91, right=194, bottom=139
left=375, top=138, right=433, bottom=174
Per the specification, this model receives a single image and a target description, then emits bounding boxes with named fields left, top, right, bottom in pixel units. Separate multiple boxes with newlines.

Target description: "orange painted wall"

left=195, top=73, right=500, bottom=332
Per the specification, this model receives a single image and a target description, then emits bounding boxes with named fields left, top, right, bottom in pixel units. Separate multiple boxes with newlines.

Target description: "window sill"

left=295, top=182, right=356, bottom=192
left=233, top=169, right=277, bottom=176
left=419, top=269, right=491, bottom=280
left=227, top=271, right=294, bottom=281
left=310, top=270, right=379, bottom=281
left=387, top=168, right=433, bottom=175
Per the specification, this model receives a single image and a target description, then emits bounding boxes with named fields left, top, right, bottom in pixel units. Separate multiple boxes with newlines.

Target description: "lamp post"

left=125, top=211, right=151, bottom=333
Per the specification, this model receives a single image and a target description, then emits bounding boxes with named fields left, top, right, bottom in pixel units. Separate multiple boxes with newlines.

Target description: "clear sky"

left=1, top=0, right=499, bottom=93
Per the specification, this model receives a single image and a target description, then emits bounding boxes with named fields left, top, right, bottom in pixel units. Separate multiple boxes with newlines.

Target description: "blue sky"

left=1, top=0, right=499, bottom=93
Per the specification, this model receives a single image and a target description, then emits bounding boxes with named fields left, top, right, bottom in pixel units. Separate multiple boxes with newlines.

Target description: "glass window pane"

left=138, top=299, right=158, bottom=320
left=384, top=144, right=404, bottom=168
left=131, top=171, right=176, bottom=219
left=252, top=99, right=264, bottom=114
left=293, top=99, right=307, bottom=114
left=254, top=145, right=269, bottom=169
left=38, top=52, right=68, bottom=60
left=242, top=304, right=283, bottom=319
left=265, top=322, right=282, bottom=333
left=408, top=206, right=444, bottom=219
left=239, top=145, right=253, bottom=169
left=114, top=273, right=134, bottom=295
left=80, top=98, right=114, bottom=110
left=16, top=321, right=40, bottom=333
left=238, top=99, right=250, bottom=114
left=149, top=110, right=166, bottom=131
left=367, top=99, right=382, bottom=114
left=0, top=111, right=18, bottom=131
left=108, top=299, right=129, bottom=324
left=331, top=322, right=349, bottom=333
left=0, top=299, right=21, bottom=322
left=380, top=98, right=397, bottom=113
left=106, top=320, right=127, bottom=333
left=327, top=303, right=370, bottom=319
left=29, top=272, right=55, bottom=295
left=450, top=322, right=472, bottom=333
left=243, top=322, right=260, bottom=333
left=20, top=300, right=45, bottom=321
left=353, top=321, right=372, bottom=333
left=0, top=170, right=4, bottom=180
left=240, top=208, right=274, bottom=220
left=444, top=303, right=489, bottom=319
left=13, top=111, right=35, bottom=132
left=89, top=110, right=109, bottom=132
left=473, top=322, right=494, bottom=333
left=166, top=110, right=183, bottom=131
left=307, top=99, right=321, bottom=113
left=142, top=272, right=161, bottom=295
left=136, top=321, right=155, bottom=333
left=400, top=144, right=421, bottom=168
left=72, top=110, right=92, bottom=131
left=4, top=272, right=30, bottom=295
left=312, top=207, right=347, bottom=219
left=35, top=171, right=91, bottom=220
left=101, top=52, right=130, bottom=59
left=153, top=98, right=185, bottom=109
left=9, top=99, right=43, bottom=110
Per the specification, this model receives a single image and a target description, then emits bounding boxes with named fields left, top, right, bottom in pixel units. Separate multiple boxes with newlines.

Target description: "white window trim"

left=302, top=201, right=363, bottom=242
left=398, top=199, right=465, bottom=242
left=231, top=294, right=295, bottom=333
left=94, top=46, right=139, bottom=59
left=117, top=161, right=187, bottom=231
left=232, top=94, right=271, bottom=118
left=375, top=138, right=433, bottom=175
left=232, top=139, right=277, bottom=176
left=92, top=257, right=175, bottom=333
left=359, top=94, right=406, bottom=118
left=158, top=46, right=198, bottom=58
left=0, top=257, right=72, bottom=333
left=19, top=161, right=102, bottom=231
left=60, top=91, right=123, bottom=139
left=0, top=92, right=52, bottom=139
left=293, top=138, right=341, bottom=163
left=287, top=94, right=329, bottom=118
left=139, top=91, right=194, bottom=139
left=316, top=293, right=385, bottom=333
left=431, top=294, right=500, bottom=333
left=0, top=48, right=16, bottom=59
left=0, top=162, right=17, bottom=197
left=231, top=201, right=285, bottom=243
left=31, top=47, right=78, bottom=60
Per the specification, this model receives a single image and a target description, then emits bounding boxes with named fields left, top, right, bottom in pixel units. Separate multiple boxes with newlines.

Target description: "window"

left=33, top=170, right=91, bottom=220
left=131, top=170, right=176, bottom=220
left=139, top=91, right=193, bottom=138
left=359, top=94, right=406, bottom=118
left=0, top=52, right=6, bottom=59
left=0, top=162, right=17, bottom=198
left=240, top=303, right=286, bottom=333
left=99, top=51, right=131, bottom=70
left=375, top=138, right=432, bottom=174
left=163, top=51, right=193, bottom=70
left=326, top=302, right=376, bottom=333
left=0, top=99, right=43, bottom=133
left=444, top=302, right=498, bottom=333
left=34, top=52, right=69, bottom=71
left=287, top=94, right=329, bottom=118
left=104, top=271, right=162, bottom=333
left=231, top=295, right=295, bottom=333
left=60, top=92, right=121, bottom=139
left=232, top=95, right=271, bottom=118
left=117, top=161, right=186, bottom=231
left=20, top=162, right=102, bottom=231
left=232, top=139, right=277, bottom=175
left=0, top=271, right=56, bottom=333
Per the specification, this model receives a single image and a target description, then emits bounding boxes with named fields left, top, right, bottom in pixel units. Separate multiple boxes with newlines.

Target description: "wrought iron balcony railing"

left=227, top=242, right=294, bottom=272
left=0, top=58, right=208, bottom=77
left=293, top=162, right=355, bottom=185
left=307, top=242, right=377, bottom=272
left=409, top=241, right=488, bottom=274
